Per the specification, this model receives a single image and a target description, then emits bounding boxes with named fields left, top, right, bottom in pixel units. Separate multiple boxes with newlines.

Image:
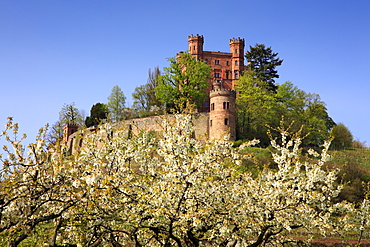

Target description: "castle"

left=64, top=35, right=246, bottom=153
left=187, top=34, right=246, bottom=140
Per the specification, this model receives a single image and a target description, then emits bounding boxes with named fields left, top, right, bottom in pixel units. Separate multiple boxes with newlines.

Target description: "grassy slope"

left=238, top=146, right=370, bottom=203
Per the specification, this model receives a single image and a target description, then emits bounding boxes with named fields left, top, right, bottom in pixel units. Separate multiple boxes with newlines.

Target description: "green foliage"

left=155, top=52, right=211, bottom=112
left=132, top=67, right=162, bottom=117
left=238, top=146, right=273, bottom=177
left=85, top=102, right=108, bottom=127
left=107, top=85, right=127, bottom=122
left=236, top=71, right=279, bottom=146
left=330, top=123, right=354, bottom=150
left=328, top=149, right=370, bottom=203
left=236, top=78, right=336, bottom=148
left=245, top=44, right=283, bottom=92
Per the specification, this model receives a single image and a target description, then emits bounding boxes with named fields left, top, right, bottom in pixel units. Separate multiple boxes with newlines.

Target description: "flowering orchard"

left=0, top=116, right=369, bottom=246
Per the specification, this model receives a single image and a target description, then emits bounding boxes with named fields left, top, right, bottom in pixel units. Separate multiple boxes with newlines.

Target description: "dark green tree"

left=107, top=85, right=126, bottom=122
left=330, top=123, right=353, bottom=150
left=85, top=103, right=108, bottom=127
left=245, top=44, right=283, bottom=92
left=155, top=52, right=211, bottom=112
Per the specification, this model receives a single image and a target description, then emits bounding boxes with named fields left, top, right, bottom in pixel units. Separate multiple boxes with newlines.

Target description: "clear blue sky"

left=1, top=0, right=370, bottom=146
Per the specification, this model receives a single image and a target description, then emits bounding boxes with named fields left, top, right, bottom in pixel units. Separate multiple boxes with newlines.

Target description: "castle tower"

left=63, top=123, right=78, bottom=143
left=230, top=38, right=245, bottom=86
left=209, top=80, right=236, bottom=140
left=188, top=34, right=204, bottom=60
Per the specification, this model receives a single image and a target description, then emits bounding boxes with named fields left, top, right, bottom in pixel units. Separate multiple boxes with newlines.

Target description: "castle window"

left=210, top=120, right=213, bottom=127
left=224, top=118, right=229, bottom=125
left=234, top=70, right=239, bottom=79
left=214, top=72, right=220, bottom=78
left=223, top=102, right=230, bottom=109
left=194, top=46, right=196, bottom=50
left=235, top=49, right=238, bottom=54
left=226, top=71, right=229, bottom=79
left=215, top=60, right=220, bottom=65
left=235, top=60, right=239, bottom=65
left=226, top=61, right=229, bottom=66
left=211, top=103, right=215, bottom=111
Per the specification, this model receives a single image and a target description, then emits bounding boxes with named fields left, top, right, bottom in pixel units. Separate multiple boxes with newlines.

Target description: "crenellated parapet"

left=210, top=88, right=237, bottom=98
left=229, top=37, right=245, bottom=44
left=188, top=34, right=204, bottom=42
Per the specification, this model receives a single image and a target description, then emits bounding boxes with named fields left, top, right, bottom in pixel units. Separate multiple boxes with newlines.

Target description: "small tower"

left=188, top=34, right=204, bottom=60
left=63, top=123, right=78, bottom=143
left=209, top=80, right=236, bottom=140
left=230, top=37, right=245, bottom=87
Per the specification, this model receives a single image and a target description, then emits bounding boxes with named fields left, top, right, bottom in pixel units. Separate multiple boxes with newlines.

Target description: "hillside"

left=239, top=146, right=370, bottom=203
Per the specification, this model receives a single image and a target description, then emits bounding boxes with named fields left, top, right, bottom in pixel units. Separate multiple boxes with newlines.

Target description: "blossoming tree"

left=0, top=116, right=368, bottom=246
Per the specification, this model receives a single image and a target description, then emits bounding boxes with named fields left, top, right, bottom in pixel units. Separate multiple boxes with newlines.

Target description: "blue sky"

left=1, top=0, right=370, bottom=147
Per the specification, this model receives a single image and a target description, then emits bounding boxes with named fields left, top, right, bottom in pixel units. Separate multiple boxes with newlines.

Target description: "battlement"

left=229, top=37, right=244, bottom=44
left=188, top=34, right=204, bottom=41
left=209, top=88, right=236, bottom=98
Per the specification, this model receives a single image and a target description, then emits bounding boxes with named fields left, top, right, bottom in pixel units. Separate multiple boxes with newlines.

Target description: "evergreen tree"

left=85, top=103, right=108, bottom=127
left=246, top=44, right=283, bottom=92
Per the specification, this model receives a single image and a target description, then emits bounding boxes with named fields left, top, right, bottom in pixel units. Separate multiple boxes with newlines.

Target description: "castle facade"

left=187, top=35, right=246, bottom=140
left=64, top=35, right=246, bottom=153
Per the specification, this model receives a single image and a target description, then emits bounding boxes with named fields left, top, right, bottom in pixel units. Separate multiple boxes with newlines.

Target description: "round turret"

left=209, top=80, right=236, bottom=140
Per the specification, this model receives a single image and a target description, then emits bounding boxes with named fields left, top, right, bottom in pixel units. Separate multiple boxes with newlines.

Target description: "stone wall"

left=65, top=113, right=210, bottom=154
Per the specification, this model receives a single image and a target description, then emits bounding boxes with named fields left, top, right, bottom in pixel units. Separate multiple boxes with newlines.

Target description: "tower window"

left=224, top=118, right=229, bottom=125
left=210, top=120, right=213, bottom=127
left=223, top=102, right=230, bottom=109
left=214, top=60, right=220, bottom=65
left=235, top=61, right=239, bottom=65
left=214, top=72, right=220, bottom=78
left=234, top=71, right=239, bottom=79
left=211, top=103, right=215, bottom=111
left=226, top=61, right=229, bottom=66
left=194, top=46, right=196, bottom=50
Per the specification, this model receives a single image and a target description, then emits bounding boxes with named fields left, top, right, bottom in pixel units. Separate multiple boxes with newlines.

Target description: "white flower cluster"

left=0, top=116, right=367, bottom=246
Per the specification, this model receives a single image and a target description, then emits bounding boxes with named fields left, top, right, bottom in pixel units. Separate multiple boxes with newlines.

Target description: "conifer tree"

left=246, top=44, right=283, bottom=92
